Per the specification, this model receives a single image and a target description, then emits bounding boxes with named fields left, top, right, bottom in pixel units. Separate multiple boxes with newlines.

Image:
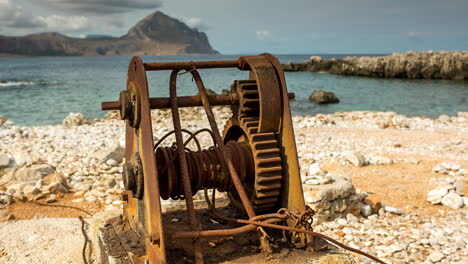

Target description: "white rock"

left=346, top=213, right=359, bottom=223
left=453, top=178, right=465, bottom=195
left=384, top=205, right=402, bottom=215
left=105, top=159, right=118, bottom=166
left=441, top=192, right=464, bottom=210
left=307, top=163, right=325, bottom=176
left=428, top=251, right=444, bottom=262
left=361, top=204, right=371, bottom=217
left=0, top=154, right=12, bottom=168
left=13, top=149, right=33, bottom=167
left=427, top=187, right=449, bottom=204
left=85, top=195, right=98, bottom=203
left=62, top=113, right=89, bottom=127
left=344, top=151, right=366, bottom=167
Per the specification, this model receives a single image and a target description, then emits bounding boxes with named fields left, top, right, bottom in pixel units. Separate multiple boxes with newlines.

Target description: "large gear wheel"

left=223, top=115, right=283, bottom=213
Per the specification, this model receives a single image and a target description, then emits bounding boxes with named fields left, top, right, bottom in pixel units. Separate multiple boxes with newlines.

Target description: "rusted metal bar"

left=168, top=70, right=204, bottom=264
left=144, top=60, right=241, bottom=71
left=102, top=94, right=234, bottom=111
left=167, top=217, right=285, bottom=240
left=102, top=93, right=295, bottom=111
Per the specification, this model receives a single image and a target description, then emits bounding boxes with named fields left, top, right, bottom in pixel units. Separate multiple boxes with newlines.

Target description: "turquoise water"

left=0, top=54, right=467, bottom=126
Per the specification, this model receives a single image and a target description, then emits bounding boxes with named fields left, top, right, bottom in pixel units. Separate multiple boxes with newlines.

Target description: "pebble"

left=428, top=250, right=444, bottom=262
left=361, top=204, right=372, bottom=217
left=384, top=205, right=402, bottom=215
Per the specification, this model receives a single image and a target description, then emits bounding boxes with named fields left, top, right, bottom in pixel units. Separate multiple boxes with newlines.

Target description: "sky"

left=0, top=0, right=467, bottom=54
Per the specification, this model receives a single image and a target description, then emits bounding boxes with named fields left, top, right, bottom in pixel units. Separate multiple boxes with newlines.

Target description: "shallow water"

left=0, top=54, right=467, bottom=126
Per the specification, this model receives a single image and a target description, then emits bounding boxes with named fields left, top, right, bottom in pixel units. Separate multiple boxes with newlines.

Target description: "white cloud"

left=0, top=0, right=46, bottom=29
left=39, top=15, right=90, bottom=32
left=256, top=30, right=272, bottom=40
left=180, top=16, right=209, bottom=30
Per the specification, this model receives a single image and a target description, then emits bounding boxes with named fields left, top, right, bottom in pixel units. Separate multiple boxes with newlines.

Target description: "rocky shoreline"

left=282, top=51, right=468, bottom=80
left=1, top=109, right=467, bottom=263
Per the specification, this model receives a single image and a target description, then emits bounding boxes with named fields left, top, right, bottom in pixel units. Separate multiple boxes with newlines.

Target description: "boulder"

left=309, top=90, right=340, bottom=104
left=13, top=164, right=55, bottom=182
left=62, top=113, right=89, bottom=127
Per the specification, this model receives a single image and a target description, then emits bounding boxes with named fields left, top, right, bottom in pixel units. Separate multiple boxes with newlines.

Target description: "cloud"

left=256, top=30, right=272, bottom=40
left=0, top=1, right=46, bottom=29
left=36, top=0, right=163, bottom=14
left=38, top=15, right=90, bottom=32
left=180, top=16, right=209, bottom=31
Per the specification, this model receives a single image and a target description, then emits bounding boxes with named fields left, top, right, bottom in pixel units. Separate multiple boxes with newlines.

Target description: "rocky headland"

left=0, top=109, right=467, bottom=263
left=283, top=51, right=468, bottom=80
left=0, top=11, right=218, bottom=57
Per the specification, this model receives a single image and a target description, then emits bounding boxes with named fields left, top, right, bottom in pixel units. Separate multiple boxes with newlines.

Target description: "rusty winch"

left=101, top=54, right=385, bottom=264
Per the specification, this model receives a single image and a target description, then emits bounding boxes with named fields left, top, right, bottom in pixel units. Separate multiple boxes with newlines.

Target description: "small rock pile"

left=301, top=162, right=402, bottom=223
left=427, top=163, right=467, bottom=210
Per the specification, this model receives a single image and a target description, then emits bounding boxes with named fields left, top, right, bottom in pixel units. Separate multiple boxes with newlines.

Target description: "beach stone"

left=309, top=90, right=340, bottom=104
left=427, top=187, right=449, bottom=204
left=23, top=186, right=40, bottom=200
left=47, top=182, right=69, bottom=194
left=344, top=151, right=366, bottom=167
left=428, top=251, right=444, bottom=262
left=14, top=164, right=55, bottom=182
left=346, top=213, right=359, bottom=223
left=441, top=192, right=464, bottom=209
left=105, top=159, right=118, bottom=166
left=308, top=162, right=325, bottom=176
left=384, top=205, right=402, bottom=215
left=361, top=204, right=372, bottom=217
left=13, top=149, right=33, bottom=167
left=0, top=154, right=12, bottom=168
left=62, top=113, right=89, bottom=127
left=453, top=178, right=465, bottom=195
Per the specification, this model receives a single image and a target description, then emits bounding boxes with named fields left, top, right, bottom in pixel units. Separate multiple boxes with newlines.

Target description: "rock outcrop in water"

left=0, top=11, right=218, bottom=57
left=283, top=51, right=468, bottom=80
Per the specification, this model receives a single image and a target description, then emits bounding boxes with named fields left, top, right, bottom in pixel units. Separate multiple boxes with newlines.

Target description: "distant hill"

left=0, top=11, right=218, bottom=57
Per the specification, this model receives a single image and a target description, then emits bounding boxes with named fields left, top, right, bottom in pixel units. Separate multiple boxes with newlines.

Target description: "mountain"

left=0, top=11, right=218, bottom=57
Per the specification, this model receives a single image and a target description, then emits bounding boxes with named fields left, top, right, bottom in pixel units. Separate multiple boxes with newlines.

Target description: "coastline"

left=283, top=51, right=468, bottom=80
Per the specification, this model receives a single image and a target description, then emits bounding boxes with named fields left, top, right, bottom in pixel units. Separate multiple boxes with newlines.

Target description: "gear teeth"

left=224, top=80, right=283, bottom=213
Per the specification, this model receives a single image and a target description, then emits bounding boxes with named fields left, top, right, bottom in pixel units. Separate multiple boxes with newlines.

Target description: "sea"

left=0, top=54, right=467, bottom=126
